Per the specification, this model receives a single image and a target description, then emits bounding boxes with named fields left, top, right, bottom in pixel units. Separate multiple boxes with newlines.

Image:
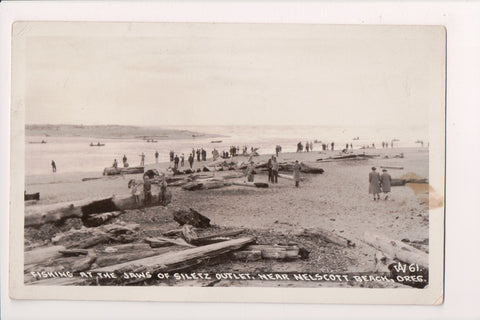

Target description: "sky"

left=16, top=22, right=445, bottom=127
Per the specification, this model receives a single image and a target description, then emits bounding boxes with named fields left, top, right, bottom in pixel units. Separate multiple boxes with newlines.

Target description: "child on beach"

left=293, top=160, right=301, bottom=187
left=245, top=161, right=255, bottom=182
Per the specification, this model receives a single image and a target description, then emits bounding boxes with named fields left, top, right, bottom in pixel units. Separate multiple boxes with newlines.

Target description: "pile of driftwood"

left=24, top=208, right=316, bottom=286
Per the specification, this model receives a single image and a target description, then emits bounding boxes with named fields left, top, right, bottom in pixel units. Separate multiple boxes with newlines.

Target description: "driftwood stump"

left=173, top=208, right=211, bottom=228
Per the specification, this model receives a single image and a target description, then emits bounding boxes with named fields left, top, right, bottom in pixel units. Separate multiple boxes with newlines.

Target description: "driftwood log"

left=363, top=232, right=428, bottom=267
left=232, top=181, right=269, bottom=188
left=25, top=192, right=170, bottom=228
left=295, top=228, right=356, bottom=247
left=103, top=166, right=144, bottom=176
left=93, top=237, right=256, bottom=278
left=245, top=244, right=300, bottom=260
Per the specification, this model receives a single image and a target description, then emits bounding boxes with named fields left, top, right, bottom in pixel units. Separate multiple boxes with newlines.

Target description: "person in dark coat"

left=188, top=154, right=194, bottom=168
left=380, top=169, right=392, bottom=200
left=174, top=154, right=179, bottom=169
left=51, top=160, right=56, bottom=173
left=180, top=154, right=185, bottom=167
left=271, top=156, right=279, bottom=184
left=267, top=156, right=273, bottom=183
left=155, top=151, right=159, bottom=163
left=369, top=167, right=381, bottom=200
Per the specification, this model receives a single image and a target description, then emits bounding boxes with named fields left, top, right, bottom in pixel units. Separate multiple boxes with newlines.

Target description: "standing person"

left=202, top=148, right=207, bottom=161
left=369, top=167, right=382, bottom=201
left=140, top=152, right=145, bottom=166
left=51, top=160, right=56, bottom=173
left=306, top=142, right=310, bottom=152
left=310, top=142, right=313, bottom=151
left=346, top=143, right=349, bottom=150
left=112, top=159, right=118, bottom=168
left=188, top=153, right=194, bottom=169
left=155, top=151, right=159, bottom=163
left=293, top=160, right=301, bottom=187
left=123, top=154, right=127, bottom=166
left=380, top=169, right=392, bottom=200
left=267, top=156, right=274, bottom=183
left=174, top=154, right=179, bottom=169
left=245, top=161, right=255, bottom=182
left=169, top=150, right=174, bottom=162
left=181, top=153, right=185, bottom=167
left=331, top=142, right=335, bottom=151
left=143, top=174, right=152, bottom=206
left=271, top=156, right=279, bottom=184
left=197, top=149, right=201, bottom=162
left=350, top=143, right=353, bottom=149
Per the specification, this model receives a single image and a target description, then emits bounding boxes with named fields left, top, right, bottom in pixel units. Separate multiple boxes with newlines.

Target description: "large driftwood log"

left=173, top=208, right=211, bottom=228
left=231, top=250, right=262, bottom=261
left=182, top=227, right=245, bottom=245
left=295, top=228, right=356, bottom=247
left=95, top=249, right=171, bottom=268
left=103, top=166, right=144, bottom=176
left=246, top=245, right=300, bottom=260
left=25, top=192, right=168, bottom=228
left=363, top=232, right=428, bottom=267
left=182, top=180, right=231, bottom=191
left=232, top=181, right=269, bottom=188
left=93, top=237, right=255, bottom=275
left=24, top=245, right=66, bottom=265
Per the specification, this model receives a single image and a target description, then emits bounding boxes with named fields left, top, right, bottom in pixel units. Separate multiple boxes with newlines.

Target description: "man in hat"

left=380, top=169, right=392, bottom=200
left=369, top=167, right=381, bottom=201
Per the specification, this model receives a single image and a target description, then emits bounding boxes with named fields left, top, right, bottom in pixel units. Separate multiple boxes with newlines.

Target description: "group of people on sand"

left=369, top=167, right=392, bottom=200
left=296, top=141, right=314, bottom=152
left=245, top=158, right=301, bottom=188
left=128, top=169, right=170, bottom=207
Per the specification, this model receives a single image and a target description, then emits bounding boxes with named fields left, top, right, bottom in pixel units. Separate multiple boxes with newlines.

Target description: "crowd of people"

left=100, top=140, right=397, bottom=199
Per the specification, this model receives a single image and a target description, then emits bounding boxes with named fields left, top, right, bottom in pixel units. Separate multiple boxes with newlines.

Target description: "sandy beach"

left=24, top=146, right=430, bottom=287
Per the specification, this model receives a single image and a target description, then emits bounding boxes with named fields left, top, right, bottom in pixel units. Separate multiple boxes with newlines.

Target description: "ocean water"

left=25, top=125, right=428, bottom=176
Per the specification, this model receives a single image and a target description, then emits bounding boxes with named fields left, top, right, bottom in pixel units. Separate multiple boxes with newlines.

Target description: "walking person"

left=51, top=160, right=56, bottom=173
left=293, top=160, right=301, bottom=187
left=271, top=156, right=279, bottom=184
left=155, top=151, right=159, bottom=163
left=380, top=169, right=392, bottom=200
left=369, top=167, right=381, bottom=201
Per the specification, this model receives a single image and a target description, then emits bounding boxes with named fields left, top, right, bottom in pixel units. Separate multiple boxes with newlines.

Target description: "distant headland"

left=25, top=124, right=219, bottom=140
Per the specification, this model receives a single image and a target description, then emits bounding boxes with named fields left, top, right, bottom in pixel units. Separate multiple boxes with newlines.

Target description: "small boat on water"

left=352, top=137, right=360, bottom=140
left=146, top=139, right=158, bottom=143
left=90, top=142, right=105, bottom=147
left=211, top=140, right=223, bottom=143
left=29, top=140, right=47, bottom=144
